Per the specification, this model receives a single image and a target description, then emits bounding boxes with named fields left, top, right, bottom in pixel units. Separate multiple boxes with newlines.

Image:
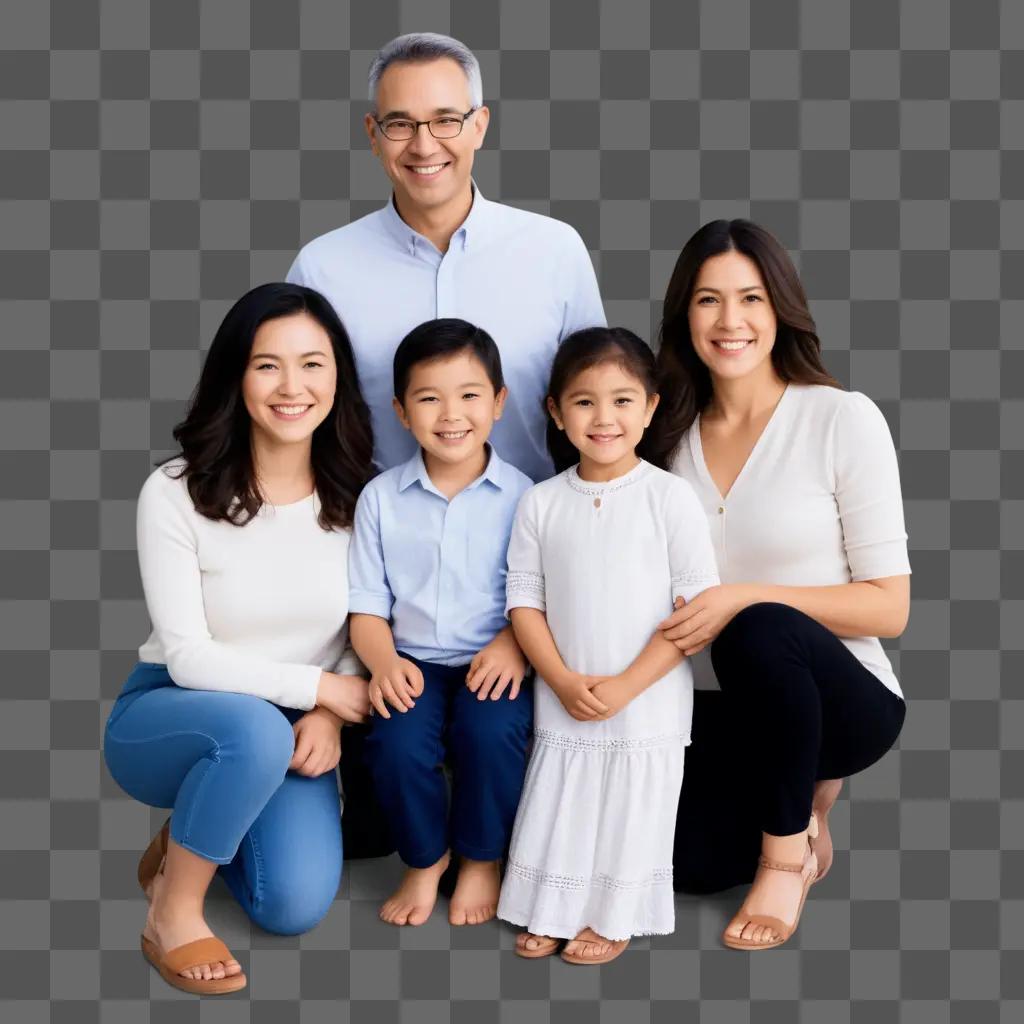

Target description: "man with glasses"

left=287, top=32, right=606, bottom=484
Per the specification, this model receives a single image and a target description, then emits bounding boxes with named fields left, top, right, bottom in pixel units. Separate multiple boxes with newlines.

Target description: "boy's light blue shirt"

left=286, top=186, right=606, bottom=483
left=347, top=446, right=534, bottom=667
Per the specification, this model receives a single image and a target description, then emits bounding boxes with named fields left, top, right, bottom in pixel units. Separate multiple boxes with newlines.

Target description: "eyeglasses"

left=374, top=108, right=478, bottom=142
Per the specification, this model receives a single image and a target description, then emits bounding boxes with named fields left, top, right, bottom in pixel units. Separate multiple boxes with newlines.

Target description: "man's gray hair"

left=367, top=32, right=483, bottom=109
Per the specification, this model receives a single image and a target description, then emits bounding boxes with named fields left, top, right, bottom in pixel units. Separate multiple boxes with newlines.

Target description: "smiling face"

left=393, top=349, right=506, bottom=471
left=241, top=313, right=337, bottom=452
left=365, top=57, right=489, bottom=221
left=548, top=359, right=660, bottom=480
left=687, top=250, right=779, bottom=386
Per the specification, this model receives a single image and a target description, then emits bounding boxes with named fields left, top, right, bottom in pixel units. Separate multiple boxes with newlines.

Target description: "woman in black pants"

left=653, top=220, right=910, bottom=950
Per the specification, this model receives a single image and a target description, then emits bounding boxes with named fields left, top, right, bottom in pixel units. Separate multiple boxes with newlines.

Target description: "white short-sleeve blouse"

left=670, top=384, right=911, bottom=698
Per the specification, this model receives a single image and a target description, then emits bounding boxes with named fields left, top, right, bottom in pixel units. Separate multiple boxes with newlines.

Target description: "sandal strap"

left=163, top=937, right=236, bottom=974
left=758, top=854, right=804, bottom=873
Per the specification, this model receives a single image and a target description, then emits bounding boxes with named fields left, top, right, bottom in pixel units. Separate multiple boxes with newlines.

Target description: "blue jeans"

left=363, top=654, right=533, bottom=868
left=103, top=663, right=342, bottom=935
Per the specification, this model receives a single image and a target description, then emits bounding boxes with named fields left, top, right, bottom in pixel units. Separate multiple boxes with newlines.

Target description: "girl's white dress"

left=496, top=460, right=719, bottom=941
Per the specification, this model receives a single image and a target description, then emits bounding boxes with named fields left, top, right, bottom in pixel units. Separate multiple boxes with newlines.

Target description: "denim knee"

left=249, top=865, right=341, bottom=936
left=221, top=697, right=295, bottom=785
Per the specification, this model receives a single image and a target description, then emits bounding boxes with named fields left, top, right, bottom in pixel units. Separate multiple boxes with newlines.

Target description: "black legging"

left=674, top=602, right=906, bottom=894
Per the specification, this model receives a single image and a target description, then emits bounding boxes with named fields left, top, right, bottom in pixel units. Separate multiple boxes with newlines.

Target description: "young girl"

left=496, top=327, right=720, bottom=964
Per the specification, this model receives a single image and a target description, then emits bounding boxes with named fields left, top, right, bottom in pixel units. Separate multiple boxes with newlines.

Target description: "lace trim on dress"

left=506, top=571, right=545, bottom=598
left=671, top=569, right=719, bottom=587
left=564, top=461, right=652, bottom=497
left=533, top=728, right=688, bottom=752
left=506, top=859, right=674, bottom=893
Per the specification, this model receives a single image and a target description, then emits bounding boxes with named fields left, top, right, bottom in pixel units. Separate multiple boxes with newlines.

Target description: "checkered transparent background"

left=1, top=0, right=1021, bottom=1019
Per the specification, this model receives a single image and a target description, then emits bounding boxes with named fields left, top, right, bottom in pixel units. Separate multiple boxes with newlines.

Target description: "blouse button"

left=718, top=505, right=726, bottom=515
left=593, top=497, right=602, bottom=509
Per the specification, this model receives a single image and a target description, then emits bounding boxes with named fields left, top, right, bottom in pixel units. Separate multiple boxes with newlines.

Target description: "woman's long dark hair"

left=546, top=326, right=670, bottom=473
left=653, top=219, right=840, bottom=466
left=165, top=282, right=374, bottom=531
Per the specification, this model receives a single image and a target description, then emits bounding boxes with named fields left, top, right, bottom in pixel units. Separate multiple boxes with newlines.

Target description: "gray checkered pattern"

left=1, top=0, right=1019, bottom=1018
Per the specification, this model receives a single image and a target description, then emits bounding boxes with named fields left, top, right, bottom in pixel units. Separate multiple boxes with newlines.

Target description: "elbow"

left=879, top=600, right=910, bottom=639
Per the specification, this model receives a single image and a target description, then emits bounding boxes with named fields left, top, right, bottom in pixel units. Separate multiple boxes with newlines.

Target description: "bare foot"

left=379, top=852, right=451, bottom=926
left=449, top=858, right=500, bottom=925
left=562, top=926, right=627, bottom=962
left=724, top=831, right=817, bottom=947
left=811, top=779, right=843, bottom=881
left=143, top=871, right=243, bottom=982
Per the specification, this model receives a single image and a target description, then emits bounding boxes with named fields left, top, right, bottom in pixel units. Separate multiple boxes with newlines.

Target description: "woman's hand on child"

left=316, top=671, right=371, bottom=723
left=551, top=671, right=610, bottom=721
left=658, top=586, right=751, bottom=656
left=368, top=657, right=425, bottom=718
left=290, top=706, right=343, bottom=777
left=466, top=628, right=528, bottom=701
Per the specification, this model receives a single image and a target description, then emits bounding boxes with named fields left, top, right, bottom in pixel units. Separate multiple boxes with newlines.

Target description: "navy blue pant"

left=364, top=654, right=533, bottom=868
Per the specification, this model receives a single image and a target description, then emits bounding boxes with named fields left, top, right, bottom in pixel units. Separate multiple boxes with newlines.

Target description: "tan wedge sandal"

left=722, top=814, right=818, bottom=952
left=137, top=819, right=169, bottom=896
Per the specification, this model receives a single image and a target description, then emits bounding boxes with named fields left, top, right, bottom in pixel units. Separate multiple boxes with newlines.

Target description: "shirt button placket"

left=436, top=247, right=457, bottom=317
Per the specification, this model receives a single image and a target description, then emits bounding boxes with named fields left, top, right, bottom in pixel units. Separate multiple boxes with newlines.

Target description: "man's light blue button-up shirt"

left=347, top=446, right=534, bottom=667
left=286, top=188, right=606, bottom=483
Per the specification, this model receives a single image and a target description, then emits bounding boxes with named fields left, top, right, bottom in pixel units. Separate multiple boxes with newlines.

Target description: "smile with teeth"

left=436, top=429, right=469, bottom=440
left=271, top=404, right=312, bottom=418
left=713, top=339, right=753, bottom=351
left=409, top=162, right=450, bottom=176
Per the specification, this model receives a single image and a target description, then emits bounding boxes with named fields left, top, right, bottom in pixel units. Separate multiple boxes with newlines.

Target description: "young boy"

left=348, top=318, right=534, bottom=927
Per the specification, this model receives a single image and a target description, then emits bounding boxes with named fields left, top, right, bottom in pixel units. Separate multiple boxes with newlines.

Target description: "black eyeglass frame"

left=373, top=107, right=479, bottom=141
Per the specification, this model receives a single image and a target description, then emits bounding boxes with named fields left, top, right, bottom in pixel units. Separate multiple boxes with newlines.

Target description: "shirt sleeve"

left=346, top=486, right=395, bottom=620
left=666, top=478, right=721, bottom=603
left=557, top=226, right=607, bottom=339
left=285, top=248, right=306, bottom=286
left=136, top=472, right=322, bottom=709
left=832, top=392, right=912, bottom=582
left=505, top=489, right=546, bottom=614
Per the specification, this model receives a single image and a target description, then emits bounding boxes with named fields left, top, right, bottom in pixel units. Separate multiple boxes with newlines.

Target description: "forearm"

left=348, top=613, right=400, bottom=674
left=736, top=578, right=910, bottom=639
left=618, top=630, right=685, bottom=699
left=509, top=608, right=570, bottom=685
left=305, top=705, right=343, bottom=730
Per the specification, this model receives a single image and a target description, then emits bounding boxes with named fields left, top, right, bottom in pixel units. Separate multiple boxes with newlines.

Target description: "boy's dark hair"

left=545, top=326, right=671, bottom=473
left=393, top=318, right=504, bottom=401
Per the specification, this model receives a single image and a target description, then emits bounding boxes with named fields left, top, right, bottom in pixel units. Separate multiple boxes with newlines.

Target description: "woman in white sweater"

left=103, top=283, right=373, bottom=994
left=654, top=221, right=911, bottom=951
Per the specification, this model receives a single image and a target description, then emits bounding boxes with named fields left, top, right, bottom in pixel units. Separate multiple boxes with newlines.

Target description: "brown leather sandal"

left=560, top=930, right=630, bottom=965
left=722, top=814, right=818, bottom=952
left=515, top=932, right=561, bottom=959
left=141, top=934, right=247, bottom=995
left=137, top=819, right=169, bottom=896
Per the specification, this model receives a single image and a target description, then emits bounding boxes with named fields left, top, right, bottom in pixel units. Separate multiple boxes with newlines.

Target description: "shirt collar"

left=397, top=443, right=506, bottom=498
left=379, top=182, right=490, bottom=256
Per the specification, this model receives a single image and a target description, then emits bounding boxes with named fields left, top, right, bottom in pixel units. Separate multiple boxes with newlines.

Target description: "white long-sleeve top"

left=136, top=461, right=361, bottom=709
left=670, top=384, right=911, bottom=698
